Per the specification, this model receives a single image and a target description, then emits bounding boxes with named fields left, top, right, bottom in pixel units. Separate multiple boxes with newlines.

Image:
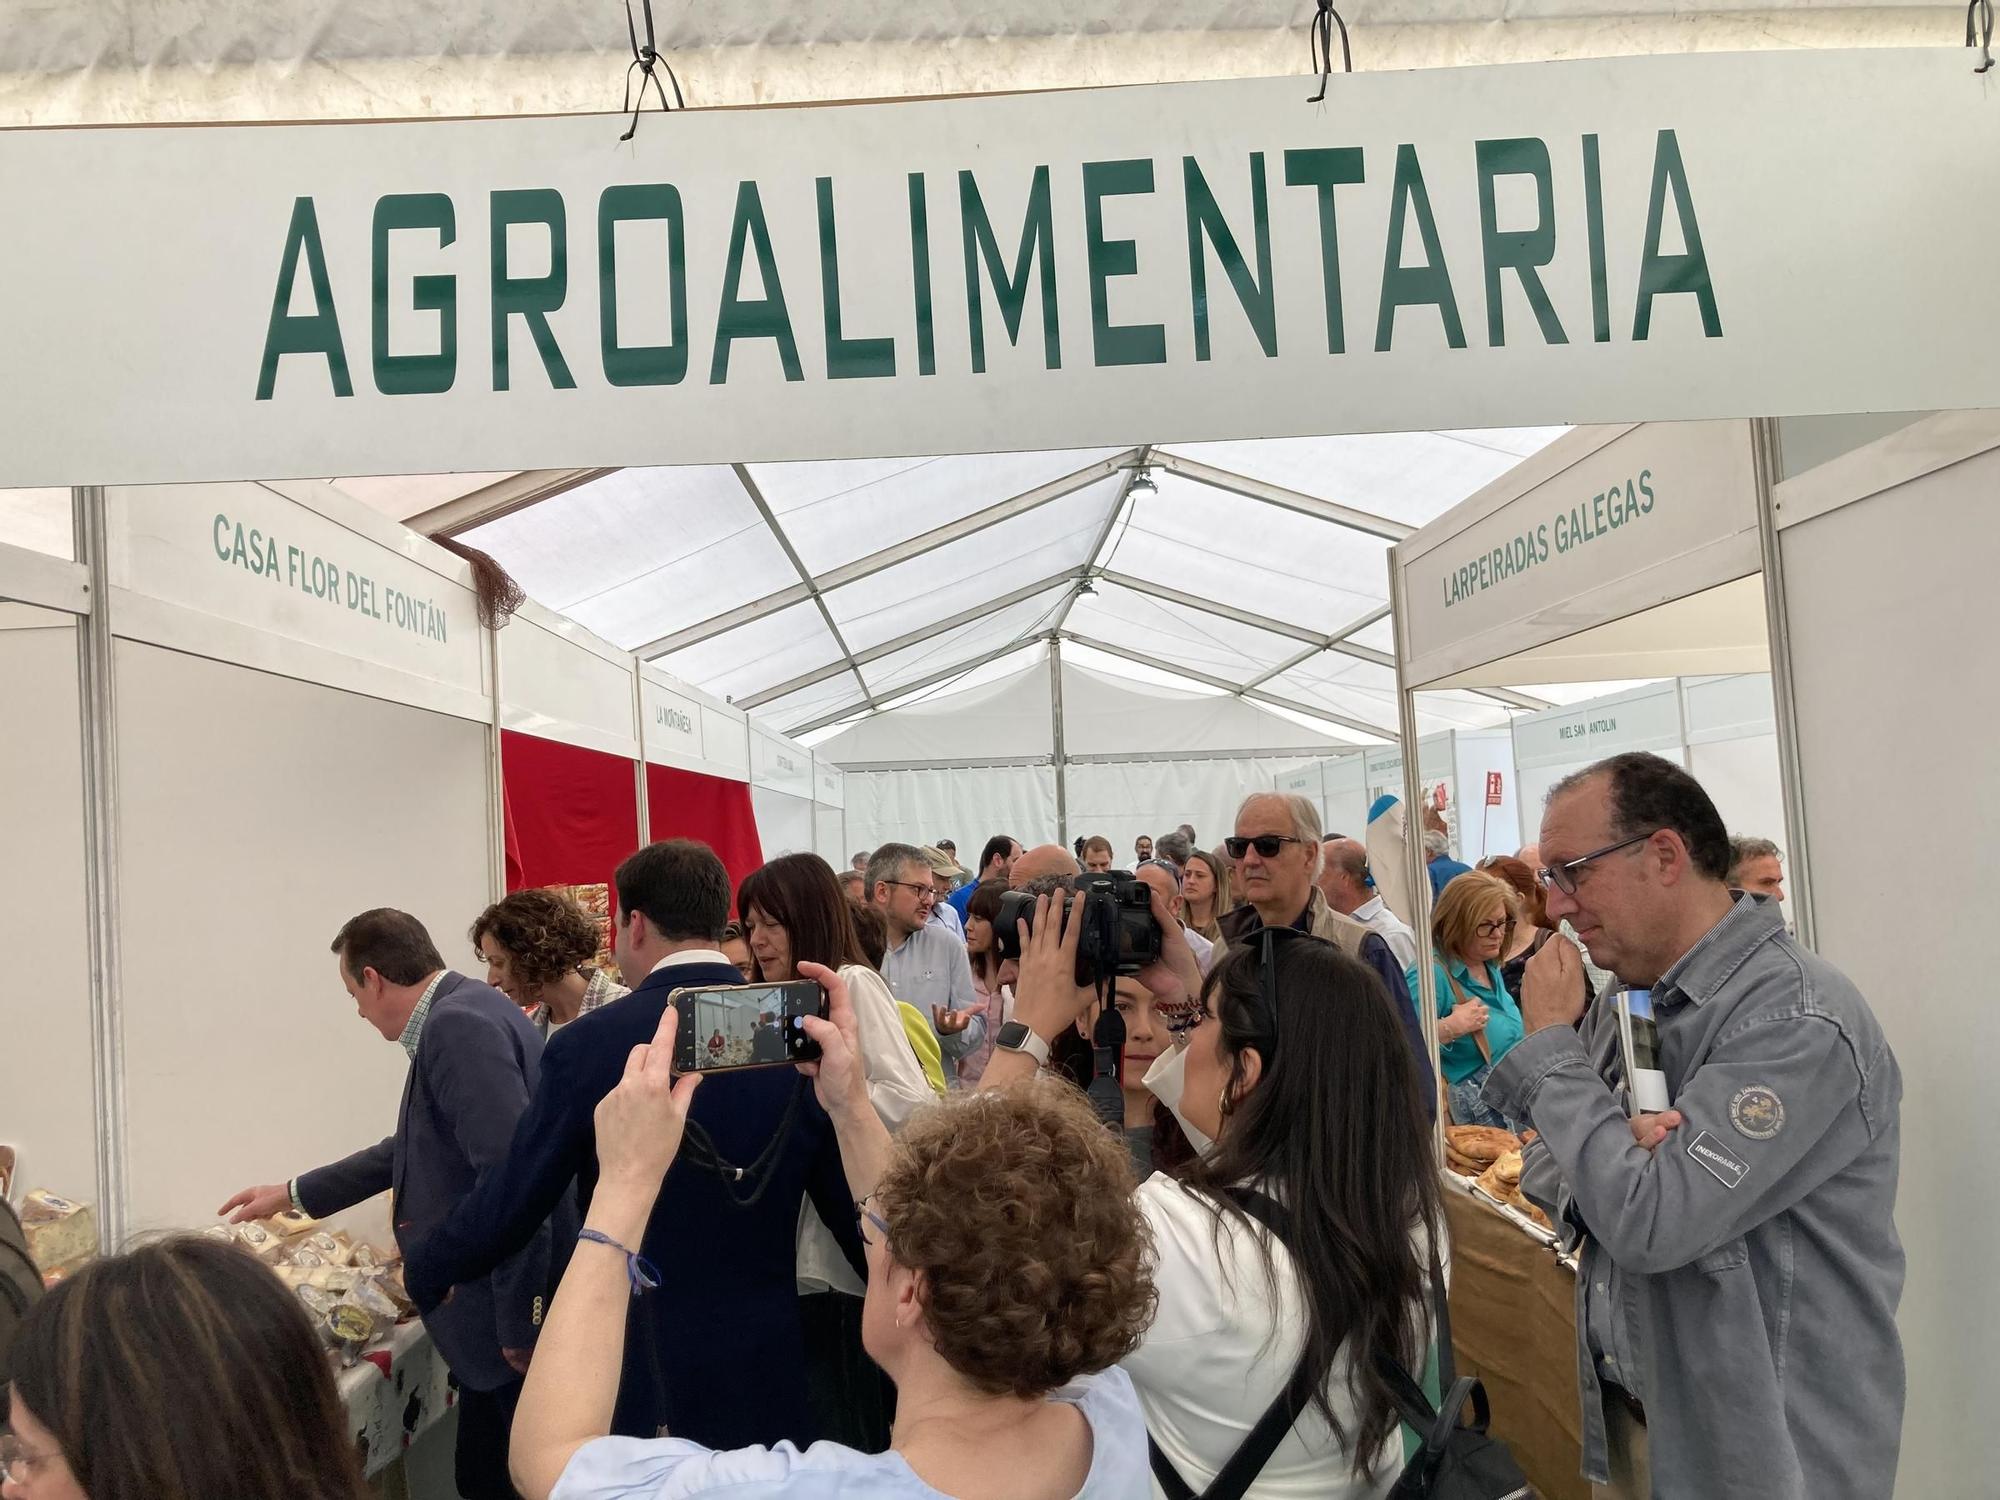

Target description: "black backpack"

left=0, top=1196, right=44, bottom=1388
left=1147, top=1187, right=1530, bottom=1500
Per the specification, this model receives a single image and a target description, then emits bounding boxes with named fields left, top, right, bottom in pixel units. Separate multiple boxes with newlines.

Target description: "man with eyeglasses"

left=868, top=843, right=985, bottom=1079
left=1482, top=753, right=1903, bottom=1500
left=1218, top=793, right=1432, bottom=1115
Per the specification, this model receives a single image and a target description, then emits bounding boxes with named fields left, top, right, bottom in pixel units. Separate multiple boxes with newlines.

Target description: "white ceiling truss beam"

left=786, top=634, right=1049, bottom=738
left=635, top=448, right=1141, bottom=659
left=1054, top=630, right=1398, bottom=742
left=409, top=468, right=617, bottom=536
left=1150, top=452, right=1414, bottom=542
left=736, top=569, right=1077, bottom=711
left=1050, top=444, right=1153, bottom=636
left=731, top=463, right=873, bottom=711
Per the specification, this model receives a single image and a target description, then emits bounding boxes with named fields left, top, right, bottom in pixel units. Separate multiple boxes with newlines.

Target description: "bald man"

left=1009, top=844, right=1081, bottom=890
left=1317, top=838, right=1418, bottom=970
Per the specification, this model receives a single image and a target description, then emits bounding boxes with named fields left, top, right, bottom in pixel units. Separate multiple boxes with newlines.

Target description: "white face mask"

left=1143, top=1044, right=1215, bottom=1154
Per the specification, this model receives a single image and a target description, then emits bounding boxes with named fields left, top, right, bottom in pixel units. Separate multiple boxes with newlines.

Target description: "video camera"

left=995, top=870, right=1163, bottom=988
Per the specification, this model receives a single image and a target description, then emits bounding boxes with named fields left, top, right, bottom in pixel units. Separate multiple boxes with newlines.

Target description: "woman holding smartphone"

left=509, top=976, right=1153, bottom=1500
left=736, top=853, right=940, bottom=1451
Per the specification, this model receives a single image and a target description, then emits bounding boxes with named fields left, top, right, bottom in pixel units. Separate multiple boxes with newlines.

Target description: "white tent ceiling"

left=0, top=2, right=1953, bottom=127
left=432, top=427, right=1573, bottom=749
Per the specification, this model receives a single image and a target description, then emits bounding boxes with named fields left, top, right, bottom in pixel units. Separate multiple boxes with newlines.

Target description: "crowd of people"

left=0, top=757, right=1902, bottom=1500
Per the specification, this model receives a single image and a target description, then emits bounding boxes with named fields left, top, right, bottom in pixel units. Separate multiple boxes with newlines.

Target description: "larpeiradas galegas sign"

left=0, top=47, right=1992, bottom=487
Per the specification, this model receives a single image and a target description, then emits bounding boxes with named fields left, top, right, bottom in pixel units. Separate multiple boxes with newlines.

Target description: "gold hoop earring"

left=1218, top=1088, right=1232, bottom=1119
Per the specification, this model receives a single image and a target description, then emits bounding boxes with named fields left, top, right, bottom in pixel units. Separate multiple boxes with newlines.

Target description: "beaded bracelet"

left=578, top=1228, right=661, bottom=1297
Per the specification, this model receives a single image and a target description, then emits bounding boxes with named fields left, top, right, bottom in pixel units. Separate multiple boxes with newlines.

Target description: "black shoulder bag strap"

left=1145, top=1187, right=1320, bottom=1500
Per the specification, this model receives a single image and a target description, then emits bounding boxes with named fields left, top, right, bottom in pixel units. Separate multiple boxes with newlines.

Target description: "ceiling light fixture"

left=1128, top=468, right=1157, bottom=497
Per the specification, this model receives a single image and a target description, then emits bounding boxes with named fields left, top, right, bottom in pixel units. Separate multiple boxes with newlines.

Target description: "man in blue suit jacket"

left=404, top=840, right=864, bottom=1450
left=221, top=908, right=558, bottom=1500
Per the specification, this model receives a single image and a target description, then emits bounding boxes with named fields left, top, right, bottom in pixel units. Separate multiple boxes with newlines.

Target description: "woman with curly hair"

left=510, top=970, right=1154, bottom=1500
left=471, top=889, right=628, bottom=1040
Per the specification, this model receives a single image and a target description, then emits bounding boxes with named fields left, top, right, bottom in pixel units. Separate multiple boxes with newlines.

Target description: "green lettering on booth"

left=256, top=197, right=353, bottom=400
left=489, top=189, right=577, bottom=391
left=1475, top=138, right=1567, bottom=348
left=711, top=181, right=805, bottom=384
left=371, top=193, right=457, bottom=395
left=959, top=167, right=1061, bottom=373
left=1633, top=130, right=1722, bottom=340
left=908, top=173, right=937, bottom=377
left=1183, top=154, right=1277, bottom=360
left=1281, top=147, right=1365, bottom=355
left=1083, top=159, right=1166, bottom=367
left=1582, top=135, right=1611, bottom=344
left=1375, top=146, right=1466, bottom=352
left=817, top=178, right=896, bottom=380
left=597, top=184, right=688, bottom=387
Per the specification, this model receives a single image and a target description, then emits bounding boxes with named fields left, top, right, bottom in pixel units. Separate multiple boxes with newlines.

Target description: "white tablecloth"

left=336, top=1319, right=455, bottom=1478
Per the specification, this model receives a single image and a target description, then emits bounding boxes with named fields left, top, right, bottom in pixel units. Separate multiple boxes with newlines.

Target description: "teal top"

left=1408, top=955, right=1524, bottom=1084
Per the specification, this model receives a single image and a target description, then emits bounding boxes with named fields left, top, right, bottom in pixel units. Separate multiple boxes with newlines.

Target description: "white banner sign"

left=1397, top=418, right=1762, bottom=684
left=108, top=482, right=484, bottom=698
left=750, top=729, right=814, bottom=799
left=640, top=676, right=706, bottom=764
left=0, top=50, right=1995, bottom=487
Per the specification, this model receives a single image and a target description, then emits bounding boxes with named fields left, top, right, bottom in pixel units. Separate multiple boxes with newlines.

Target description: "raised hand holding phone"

left=795, top=961, right=867, bottom=1120
left=593, top=1003, right=703, bottom=1191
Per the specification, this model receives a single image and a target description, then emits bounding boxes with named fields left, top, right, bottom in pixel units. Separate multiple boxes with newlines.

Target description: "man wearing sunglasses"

left=1481, top=753, right=1902, bottom=1500
left=1217, top=793, right=1431, bottom=1115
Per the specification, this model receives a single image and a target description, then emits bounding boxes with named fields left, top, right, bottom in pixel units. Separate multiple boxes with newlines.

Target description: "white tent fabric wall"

left=845, top=764, right=1060, bottom=859
left=814, top=808, right=848, bottom=869
left=1066, top=756, right=1336, bottom=860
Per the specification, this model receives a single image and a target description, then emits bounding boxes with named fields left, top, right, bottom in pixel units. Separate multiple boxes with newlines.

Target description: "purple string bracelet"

left=578, top=1228, right=661, bottom=1297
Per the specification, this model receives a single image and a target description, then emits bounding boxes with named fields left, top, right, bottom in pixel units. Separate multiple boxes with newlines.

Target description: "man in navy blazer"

left=404, top=840, right=864, bottom=1449
left=221, top=908, right=558, bottom=1500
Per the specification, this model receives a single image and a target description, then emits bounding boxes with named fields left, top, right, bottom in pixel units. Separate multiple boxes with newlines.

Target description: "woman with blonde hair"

left=1180, top=848, right=1232, bottom=945
left=1406, top=870, right=1526, bottom=1128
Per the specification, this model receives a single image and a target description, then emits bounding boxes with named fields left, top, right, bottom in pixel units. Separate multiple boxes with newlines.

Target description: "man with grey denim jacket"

left=1485, top=753, right=1903, bottom=1500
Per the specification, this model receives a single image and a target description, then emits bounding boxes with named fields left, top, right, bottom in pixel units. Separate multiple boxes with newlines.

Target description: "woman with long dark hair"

left=735, top=853, right=941, bottom=1451
left=988, top=896, right=1443, bottom=1496
left=1181, top=848, right=1232, bottom=945
left=956, top=880, right=1013, bottom=1085
left=3, top=1237, right=368, bottom=1500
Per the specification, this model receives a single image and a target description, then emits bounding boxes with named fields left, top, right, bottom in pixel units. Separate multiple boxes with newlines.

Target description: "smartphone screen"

left=669, top=980, right=826, bottom=1073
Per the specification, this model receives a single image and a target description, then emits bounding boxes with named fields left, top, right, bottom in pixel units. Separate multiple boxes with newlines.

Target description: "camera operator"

left=982, top=894, right=1447, bottom=1497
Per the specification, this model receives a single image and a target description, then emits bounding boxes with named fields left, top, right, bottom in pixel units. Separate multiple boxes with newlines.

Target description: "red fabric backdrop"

left=646, top=762, right=765, bottom=912
left=500, top=729, right=642, bottom=894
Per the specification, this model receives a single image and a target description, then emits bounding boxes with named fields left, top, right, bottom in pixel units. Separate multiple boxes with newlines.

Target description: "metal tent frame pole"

left=72, top=484, right=130, bottom=1249
left=1050, top=638, right=1069, bottom=846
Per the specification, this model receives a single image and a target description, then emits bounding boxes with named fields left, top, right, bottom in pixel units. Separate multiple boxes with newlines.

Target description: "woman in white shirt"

left=509, top=972, right=1154, bottom=1500
left=988, top=895, right=1444, bottom=1499
left=737, top=853, right=940, bottom=1451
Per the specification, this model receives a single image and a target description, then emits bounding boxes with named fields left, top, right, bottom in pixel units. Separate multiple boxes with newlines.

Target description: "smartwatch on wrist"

left=994, top=1020, right=1051, bottom=1067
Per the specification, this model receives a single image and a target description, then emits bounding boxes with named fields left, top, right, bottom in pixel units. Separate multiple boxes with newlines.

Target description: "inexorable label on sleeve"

left=1686, top=1129, right=1748, bottom=1190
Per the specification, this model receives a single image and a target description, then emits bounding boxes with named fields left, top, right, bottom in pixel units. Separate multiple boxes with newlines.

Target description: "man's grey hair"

left=1321, top=838, right=1369, bottom=885
left=1235, top=792, right=1324, bottom=876
left=1422, top=829, right=1450, bottom=858
left=1727, top=835, right=1782, bottom=880
left=1154, top=830, right=1193, bottom=866
left=865, top=842, right=928, bottom=896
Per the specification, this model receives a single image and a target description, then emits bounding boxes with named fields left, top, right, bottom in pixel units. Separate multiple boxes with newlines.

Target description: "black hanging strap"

left=1308, top=0, right=1353, bottom=103
left=621, top=0, right=686, bottom=141
left=1970, top=0, right=1995, bottom=73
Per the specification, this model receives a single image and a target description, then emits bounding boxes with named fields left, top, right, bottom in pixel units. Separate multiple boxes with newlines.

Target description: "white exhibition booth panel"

left=0, top=607, right=97, bottom=1204
left=1771, top=411, right=2000, bottom=1489
left=1362, top=730, right=1519, bottom=866
left=0, top=480, right=822, bottom=1247
left=499, top=599, right=641, bottom=762
left=843, top=764, right=1059, bottom=862
left=1509, top=675, right=1785, bottom=850
left=1274, top=751, right=1371, bottom=843
left=812, top=762, right=847, bottom=869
